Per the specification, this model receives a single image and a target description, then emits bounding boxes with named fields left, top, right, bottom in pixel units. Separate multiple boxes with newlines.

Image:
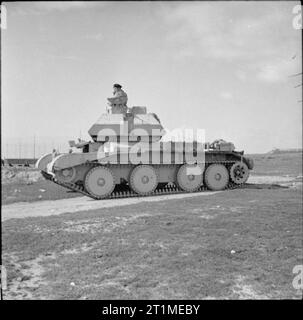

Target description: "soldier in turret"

left=107, top=83, right=128, bottom=114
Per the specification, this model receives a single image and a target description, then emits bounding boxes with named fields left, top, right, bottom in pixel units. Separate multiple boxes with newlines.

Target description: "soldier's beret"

left=113, top=83, right=122, bottom=88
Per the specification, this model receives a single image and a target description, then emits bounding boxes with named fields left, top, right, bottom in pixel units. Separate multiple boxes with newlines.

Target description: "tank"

left=36, top=105, right=254, bottom=199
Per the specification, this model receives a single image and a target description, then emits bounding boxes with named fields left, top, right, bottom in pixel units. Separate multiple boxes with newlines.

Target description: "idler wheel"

left=55, top=167, right=77, bottom=183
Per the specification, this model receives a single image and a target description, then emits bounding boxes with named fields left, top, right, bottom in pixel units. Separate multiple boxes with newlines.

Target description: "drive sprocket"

left=230, top=161, right=249, bottom=184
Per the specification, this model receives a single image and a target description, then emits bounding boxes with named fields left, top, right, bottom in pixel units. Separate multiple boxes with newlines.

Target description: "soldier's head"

left=113, top=83, right=122, bottom=93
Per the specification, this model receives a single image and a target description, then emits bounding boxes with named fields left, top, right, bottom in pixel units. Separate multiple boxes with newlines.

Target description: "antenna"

left=33, top=134, right=36, bottom=160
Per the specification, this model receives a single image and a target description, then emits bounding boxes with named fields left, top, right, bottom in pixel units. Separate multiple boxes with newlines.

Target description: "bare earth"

left=1, top=190, right=220, bottom=221
left=2, top=152, right=303, bottom=300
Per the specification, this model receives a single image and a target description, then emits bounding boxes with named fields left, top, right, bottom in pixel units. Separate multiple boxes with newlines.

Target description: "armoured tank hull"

left=36, top=106, right=254, bottom=199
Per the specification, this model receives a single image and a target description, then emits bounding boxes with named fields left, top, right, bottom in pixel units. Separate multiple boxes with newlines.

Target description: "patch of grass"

left=249, top=152, right=302, bottom=177
left=2, top=179, right=81, bottom=205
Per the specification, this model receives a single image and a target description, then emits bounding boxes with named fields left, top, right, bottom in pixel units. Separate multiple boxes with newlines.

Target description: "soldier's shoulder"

left=117, top=90, right=127, bottom=97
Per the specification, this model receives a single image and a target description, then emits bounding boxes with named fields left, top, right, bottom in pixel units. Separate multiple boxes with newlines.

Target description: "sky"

left=1, top=1, right=302, bottom=157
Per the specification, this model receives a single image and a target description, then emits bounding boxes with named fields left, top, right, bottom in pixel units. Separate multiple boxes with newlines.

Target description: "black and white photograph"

left=1, top=0, right=302, bottom=303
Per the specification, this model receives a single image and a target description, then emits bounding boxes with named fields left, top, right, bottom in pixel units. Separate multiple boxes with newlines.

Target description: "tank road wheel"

left=130, top=165, right=158, bottom=195
left=177, top=164, right=203, bottom=192
left=84, top=166, right=115, bottom=199
left=55, top=167, right=76, bottom=183
left=204, top=164, right=229, bottom=191
left=230, top=161, right=249, bottom=184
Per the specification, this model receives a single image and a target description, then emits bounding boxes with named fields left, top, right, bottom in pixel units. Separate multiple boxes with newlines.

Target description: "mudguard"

left=35, top=153, right=53, bottom=171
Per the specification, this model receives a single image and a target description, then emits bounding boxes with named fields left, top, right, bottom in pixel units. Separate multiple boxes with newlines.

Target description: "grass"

left=248, top=152, right=302, bottom=177
left=2, top=186, right=302, bottom=299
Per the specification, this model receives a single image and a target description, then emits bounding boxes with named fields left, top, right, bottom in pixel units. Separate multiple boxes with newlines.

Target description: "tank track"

left=41, top=161, right=244, bottom=200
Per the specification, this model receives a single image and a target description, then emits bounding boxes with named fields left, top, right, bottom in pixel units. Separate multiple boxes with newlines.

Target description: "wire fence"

left=1, top=137, right=71, bottom=159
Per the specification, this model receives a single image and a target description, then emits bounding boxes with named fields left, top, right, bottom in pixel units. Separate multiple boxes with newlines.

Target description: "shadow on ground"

left=243, top=183, right=289, bottom=190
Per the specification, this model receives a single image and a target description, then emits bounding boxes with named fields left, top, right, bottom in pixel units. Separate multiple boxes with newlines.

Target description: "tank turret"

left=88, top=106, right=164, bottom=143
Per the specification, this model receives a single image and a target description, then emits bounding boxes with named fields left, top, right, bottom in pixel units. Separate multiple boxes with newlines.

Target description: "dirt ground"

left=1, top=152, right=302, bottom=299
left=1, top=190, right=221, bottom=221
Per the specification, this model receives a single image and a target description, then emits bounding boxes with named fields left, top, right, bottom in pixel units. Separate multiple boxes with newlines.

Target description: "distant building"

left=268, top=148, right=302, bottom=154
left=3, top=158, right=37, bottom=166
